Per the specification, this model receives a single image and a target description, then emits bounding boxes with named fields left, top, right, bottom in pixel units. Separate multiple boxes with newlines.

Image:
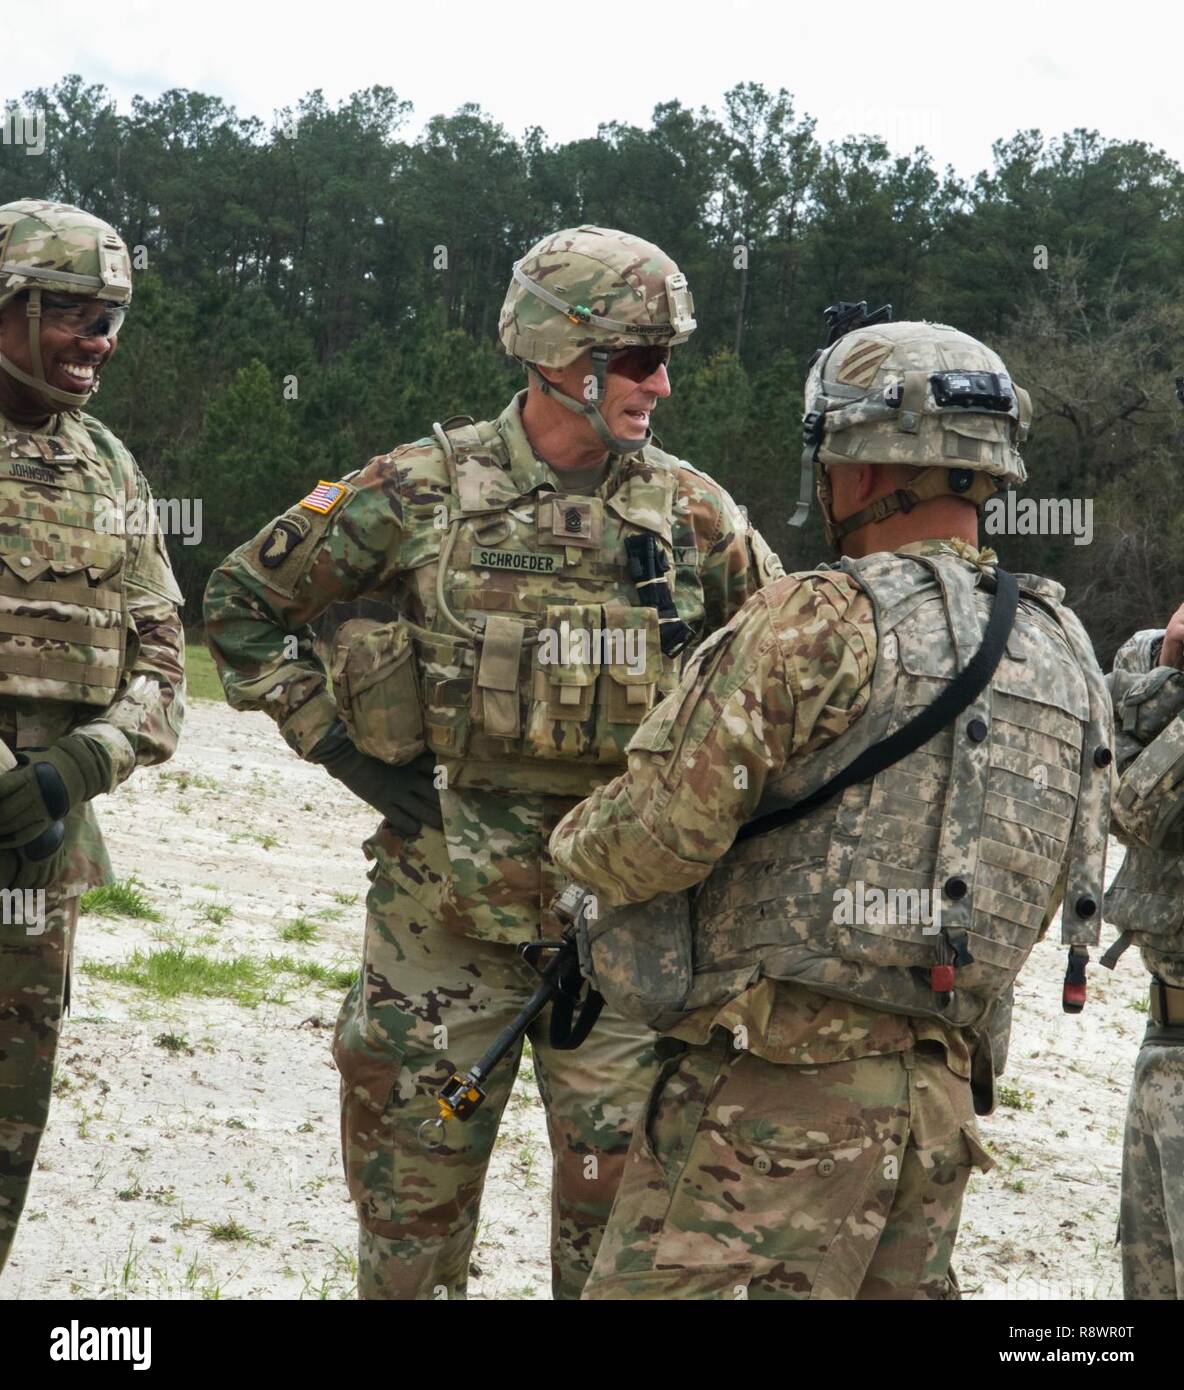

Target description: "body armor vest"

left=0, top=417, right=128, bottom=708
left=686, top=551, right=1111, bottom=1031
left=395, top=416, right=709, bottom=797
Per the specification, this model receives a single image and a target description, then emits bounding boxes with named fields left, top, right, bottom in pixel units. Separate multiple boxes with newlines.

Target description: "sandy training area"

left=1, top=698, right=1141, bottom=1300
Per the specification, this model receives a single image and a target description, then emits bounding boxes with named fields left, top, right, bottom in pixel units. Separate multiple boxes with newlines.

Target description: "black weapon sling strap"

left=734, top=567, right=1020, bottom=844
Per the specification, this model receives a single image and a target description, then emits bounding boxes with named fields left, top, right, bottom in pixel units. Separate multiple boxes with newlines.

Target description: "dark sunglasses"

left=606, top=345, right=671, bottom=382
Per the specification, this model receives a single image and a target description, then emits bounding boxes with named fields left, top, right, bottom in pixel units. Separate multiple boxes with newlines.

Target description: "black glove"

left=0, top=733, right=111, bottom=848
left=0, top=841, right=68, bottom=891
left=309, top=722, right=443, bottom=836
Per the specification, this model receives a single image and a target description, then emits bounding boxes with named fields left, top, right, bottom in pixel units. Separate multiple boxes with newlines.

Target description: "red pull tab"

left=930, top=964, right=955, bottom=993
left=1062, top=982, right=1086, bottom=1012
left=1062, top=946, right=1088, bottom=1015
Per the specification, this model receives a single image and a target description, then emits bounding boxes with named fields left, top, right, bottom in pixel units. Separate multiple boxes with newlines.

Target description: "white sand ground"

left=0, top=698, right=1142, bottom=1300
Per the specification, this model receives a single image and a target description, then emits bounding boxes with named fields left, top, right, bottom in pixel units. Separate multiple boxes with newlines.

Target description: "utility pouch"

left=576, top=888, right=695, bottom=1031
left=527, top=603, right=600, bottom=759
left=412, top=624, right=474, bottom=759
left=595, top=602, right=661, bottom=762
left=330, top=618, right=425, bottom=764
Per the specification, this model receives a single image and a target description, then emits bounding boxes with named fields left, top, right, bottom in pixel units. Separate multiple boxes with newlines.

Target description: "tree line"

left=2, top=74, right=1182, bottom=659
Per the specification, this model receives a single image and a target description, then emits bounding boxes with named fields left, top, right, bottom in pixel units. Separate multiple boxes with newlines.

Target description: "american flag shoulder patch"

left=299, top=480, right=349, bottom=515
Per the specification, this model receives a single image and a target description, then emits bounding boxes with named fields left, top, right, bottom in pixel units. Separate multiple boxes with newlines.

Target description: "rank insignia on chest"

left=537, top=495, right=603, bottom=552
left=299, top=480, right=348, bottom=515
left=260, top=518, right=307, bottom=568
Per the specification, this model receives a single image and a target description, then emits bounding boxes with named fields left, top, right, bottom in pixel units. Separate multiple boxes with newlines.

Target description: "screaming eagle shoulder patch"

left=299, top=480, right=349, bottom=515
left=259, top=517, right=307, bottom=568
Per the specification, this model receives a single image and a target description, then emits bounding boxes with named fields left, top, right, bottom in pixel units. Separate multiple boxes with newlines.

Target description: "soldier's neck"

left=840, top=499, right=979, bottom=558
left=521, top=390, right=609, bottom=474
left=0, top=370, right=53, bottom=430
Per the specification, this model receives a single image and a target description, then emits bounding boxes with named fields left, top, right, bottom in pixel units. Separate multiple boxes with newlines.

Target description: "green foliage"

left=184, top=644, right=227, bottom=702
left=82, top=945, right=355, bottom=1005
left=279, top=917, right=319, bottom=943
left=5, top=76, right=1183, bottom=645
left=996, top=1084, right=1036, bottom=1112
left=80, top=879, right=163, bottom=922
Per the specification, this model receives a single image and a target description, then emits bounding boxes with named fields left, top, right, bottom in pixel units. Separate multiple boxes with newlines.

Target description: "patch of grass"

left=207, top=1218, right=253, bottom=1244
left=268, top=954, right=356, bottom=992
left=184, top=643, right=226, bottom=703
left=333, top=891, right=358, bottom=907
left=996, top=1084, right=1035, bottom=1112
left=160, top=769, right=218, bottom=793
left=84, top=946, right=273, bottom=1006
left=80, top=878, right=163, bottom=922
left=200, top=901, right=231, bottom=926
left=280, top=917, right=319, bottom=944
left=85, top=945, right=357, bottom=1007
left=255, top=832, right=279, bottom=851
left=154, top=1032, right=193, bottom=1055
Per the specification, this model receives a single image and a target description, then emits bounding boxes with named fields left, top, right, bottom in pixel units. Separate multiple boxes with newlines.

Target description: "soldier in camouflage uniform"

left=203, top=226, right=782, bottom=1300
left=551, top=320, right=1113, bottom=1299
left=0, top=200, right=186, bottom=1277
left=1104, top=606, right=1184, bottom=1298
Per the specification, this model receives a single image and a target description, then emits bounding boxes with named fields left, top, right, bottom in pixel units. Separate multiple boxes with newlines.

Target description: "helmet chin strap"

left=529, top=349, right=650, bottom=455
left=0, top=287, right=97, bottom=410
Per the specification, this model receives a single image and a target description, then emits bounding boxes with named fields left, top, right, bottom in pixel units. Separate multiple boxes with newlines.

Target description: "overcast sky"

left=13, top=0, right=1184, bottom=178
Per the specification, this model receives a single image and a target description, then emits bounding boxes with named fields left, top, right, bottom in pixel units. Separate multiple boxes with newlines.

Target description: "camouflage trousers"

left=582, top=1033, right=993, bottom=1300
left=1120, top=1032, right=1184, bottom=1299
left=0, top=888, right=78, bottom=1278
left=332, top=871, right=660, bottom=1300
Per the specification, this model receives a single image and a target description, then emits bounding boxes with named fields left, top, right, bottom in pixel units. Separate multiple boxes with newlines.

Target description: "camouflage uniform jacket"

left=0, top=407, right=186, bottom=895
left=552, top=538, right=1108, bottom=1074
left=204, top=393, right=779, bottom=943
left=1106, top=628, right=1184, bottom=997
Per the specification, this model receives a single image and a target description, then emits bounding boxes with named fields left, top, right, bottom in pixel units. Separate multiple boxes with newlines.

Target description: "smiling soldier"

left=0, top=199, right=186, bottom=1279
left=204, top=225, right=784, bottom=1300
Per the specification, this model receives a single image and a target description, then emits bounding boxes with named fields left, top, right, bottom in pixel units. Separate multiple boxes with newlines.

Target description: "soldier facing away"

left=0, top=200, right=186, bottom=1278
left=1104, top=602, right=1184, bottom=1299
left=203, top=226, right=783, bottom=1299
left=550, top=320, right=1112, bottom=1299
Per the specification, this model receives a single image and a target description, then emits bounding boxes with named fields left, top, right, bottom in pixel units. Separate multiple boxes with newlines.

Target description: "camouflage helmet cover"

left=805, top=319, right=1030, bottom=482
left=794, top=320, right=1032, bottom=548
left=498, top=225, right=696, bottom=368
left=0, top=199, right=132, bottom=309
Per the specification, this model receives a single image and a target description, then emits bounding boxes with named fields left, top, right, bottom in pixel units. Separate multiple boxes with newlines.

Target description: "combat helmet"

left=498, top=225, right=696, bottom=453
left=792, top=310, right=1032, bottom=551
left=0, top=199, right=132, bottom=409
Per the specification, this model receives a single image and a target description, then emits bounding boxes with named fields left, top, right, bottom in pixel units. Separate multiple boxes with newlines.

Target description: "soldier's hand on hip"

left=0, top=733, right=111, bottom=848
left=308, top=722, right=444, bottom=836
